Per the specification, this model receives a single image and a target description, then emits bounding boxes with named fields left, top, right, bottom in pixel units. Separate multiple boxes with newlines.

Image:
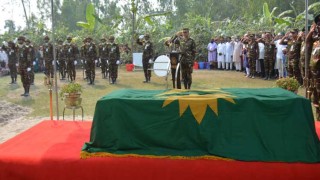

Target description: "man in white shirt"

left=0, top=47, right=8, bottom=70
left=225, top=37, right=234, bottom=70
left=207, top=38, right=217, bottom=69
left=232, top=37, right=243, bottom=71
left=217, top=37, right=226, bottom=70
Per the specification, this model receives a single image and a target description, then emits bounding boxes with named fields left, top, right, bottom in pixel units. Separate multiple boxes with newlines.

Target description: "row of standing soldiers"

left=55, top=35, right=120, bottom=85
left=240, top=14, right=320, bottom=118
left=4, top=35, right=120, bottom=97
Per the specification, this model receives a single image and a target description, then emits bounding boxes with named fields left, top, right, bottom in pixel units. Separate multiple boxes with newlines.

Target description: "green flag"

left=82, top=88, right=320, bottom=162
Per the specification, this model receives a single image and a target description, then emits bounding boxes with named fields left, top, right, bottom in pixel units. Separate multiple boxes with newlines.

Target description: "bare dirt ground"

left=0, top=100, right=92, bottom=144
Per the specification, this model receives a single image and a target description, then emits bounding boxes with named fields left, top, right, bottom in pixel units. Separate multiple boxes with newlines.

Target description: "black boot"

left=21, top=87, right=26, bottom=96
left=9, top=77, right=14, bottom=84
left=148, top=77, right=151, bottom=82
left=24, top=87, right=30, bottom=97
left=188, top=82, right=192, bottom=89
left=14, top=76, right=17, bottom=84
left=143, top=77, right=148, bottom=83
left=183, top=81, right=188, bottom=89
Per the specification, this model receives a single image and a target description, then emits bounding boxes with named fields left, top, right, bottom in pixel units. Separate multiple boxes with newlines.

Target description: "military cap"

left=17, top=36, right=25, bottom=41
left=25, top=39, right=31, bottom=43
left=144, top=33, right=150, bottom=38
left=67, top=36, right=72, bottom=40
left=315, top=14, right=320, bottom=24
left=182, top=28, right=189, bottom=31
left=44, top=35, right=50, bottom=40
left=290, top=28, right=299, bottom=33
left=86, top=37, right=92, bottom=40
left=109, top=35, right=115, bottom=40
left=301, top=25, right=311, bottom=32
left=100, top=36, right=107, bottom=41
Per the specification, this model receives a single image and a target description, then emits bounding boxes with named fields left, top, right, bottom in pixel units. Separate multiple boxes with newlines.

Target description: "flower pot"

left=126, top=64, right=134, bottom=71
left=63, top=93, right=82, bottom=107
left=64, top=97, right=82, bottom=107
left=193, top=62, right=199, bottom=69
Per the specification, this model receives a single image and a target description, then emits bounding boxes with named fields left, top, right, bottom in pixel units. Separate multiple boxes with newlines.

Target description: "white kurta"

left=217, top=43, right=226, bottom=62
left=225, top=42, right=234, bottom=63
left=207, top=42, right=217, bottom=62
left=275, top=40, right=287, bottom=69
left=232, top=42, right=242, bottom=63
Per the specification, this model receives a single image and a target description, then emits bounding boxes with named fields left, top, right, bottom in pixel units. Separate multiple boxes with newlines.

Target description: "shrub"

left=275, top=77, right=300, bottom=92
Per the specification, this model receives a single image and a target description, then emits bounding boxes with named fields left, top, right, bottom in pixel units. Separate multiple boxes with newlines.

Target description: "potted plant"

left=275, top=77, right=300, bottom=93
left=59, top=82, right=82, bottom=107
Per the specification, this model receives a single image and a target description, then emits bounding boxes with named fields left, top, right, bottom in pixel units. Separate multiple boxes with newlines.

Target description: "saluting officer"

left=137, top=33, right=153, bottom=83
left=176, top=28, right=196, bottom=89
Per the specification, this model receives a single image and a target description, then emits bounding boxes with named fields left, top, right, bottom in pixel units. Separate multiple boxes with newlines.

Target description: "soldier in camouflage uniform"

left=17, top=36, right=32, bottom=96
left=56, top=39, right=66, bottom=80
left=80, top=38, right=88, bottom=80
left=42, top=35, right=54, bottom=79
left=306, top=14, right=320, bottom=117
left=64, top=36, right=78, bottom=82
left=84, top=37, right=97, bottom=85
left=300, top=27, right=312, bottom=88
left=247, top=34, right=259, bottom=78
left=98, top=37, right=109, bottom=79
left=108, top=36, right=120, bottom=84
left=259, top=32, right=275, bottom=80
left=25, top=39, right=35, bottom=85
left=137, top=33, right=153, bottom=83
left=177, top=28, right=196, bottom=89
left=280, top=29, right=303, bottom=85
left=7, top=41, right=18, bottom=84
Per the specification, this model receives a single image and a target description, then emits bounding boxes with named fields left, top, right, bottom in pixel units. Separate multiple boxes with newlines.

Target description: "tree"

left=4, top=20, right=16, bottom=34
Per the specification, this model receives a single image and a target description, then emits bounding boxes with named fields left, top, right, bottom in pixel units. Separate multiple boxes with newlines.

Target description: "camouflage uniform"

left=108, top=36, right=120, bottom=84
left=263, top=41, right=275, bottom=79
left=137, top=34, right=153, bottom=83
left=179, top=34, right=196, bottom=89
left=287, top=38, right=302, bottom=84
left=25, top=39, right=35, bottom=84
left=80, top=39, right=88, bottom=80
left=300, top=41, right=312, bottom=85
left=56, top=40, right=66, bottom=80
left=98, top=38, right=109, bottom=79
left=17, top=36, right=32, bottom=96
left=7, top=41, right=18, bottom=84
left=247, top=36, right=259, bottom=78
left=84, top=38, right=97, bottom=85
left=64, top=37, right=78, bottom=82
left=43, top=36, right=54, bottom=78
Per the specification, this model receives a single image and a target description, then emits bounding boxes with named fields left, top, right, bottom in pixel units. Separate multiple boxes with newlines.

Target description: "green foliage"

left=76, top=3, right=96, bottom=32
left=59, top=82, right=82, bottom=98
left=276, top=77, right=300, bottom=92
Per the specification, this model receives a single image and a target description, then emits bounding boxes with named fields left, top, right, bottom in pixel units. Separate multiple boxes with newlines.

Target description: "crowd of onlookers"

left=206, top=32, right=291, bottom=80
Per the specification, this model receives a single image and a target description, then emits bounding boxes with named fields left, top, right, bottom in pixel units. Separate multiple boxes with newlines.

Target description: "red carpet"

left=0, top=120, right=320, bottom=180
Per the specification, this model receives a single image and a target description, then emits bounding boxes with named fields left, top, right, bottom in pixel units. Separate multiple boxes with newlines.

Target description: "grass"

left=0, top=66, right=310, bottom=119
